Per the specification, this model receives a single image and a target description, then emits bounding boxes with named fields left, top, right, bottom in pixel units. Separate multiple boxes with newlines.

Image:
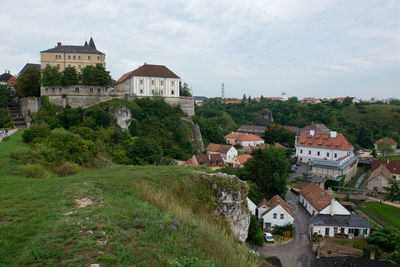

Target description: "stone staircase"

left=8, top=99, right=27, bottom=128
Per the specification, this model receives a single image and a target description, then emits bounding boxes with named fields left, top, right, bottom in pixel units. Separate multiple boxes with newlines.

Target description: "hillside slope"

left=0, top=132, right=261, bottom=267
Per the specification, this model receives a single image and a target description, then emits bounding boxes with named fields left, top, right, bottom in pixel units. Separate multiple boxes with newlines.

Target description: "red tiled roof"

left=193, top=154, right=225, bottom=167
left=185, top=158, right=195, bottom=166
left=283, top=123, right=330, bottom=137
left=116, top=64, right=180, bottom=84
left=300, top=183, right=332, bottom=212
left=225, top=132, right=264, bottom=141
left=224, top=98, right=242, bottom=104
left=372, top=159, right=400, bottom=174
left=257, top=198, right=269, bottom=208
left=375, top=138, right=397, bottom=147
left=6, top=76, right=16, bottom=86
left=206, top=143, right=233, bottom=154
left=261, top=195, right=294, bottom=218
left=367, top=164, right=393, bottom=182
left=237, top=154, right=252, bottom=164
left=296, top=131, right=353, bottom=151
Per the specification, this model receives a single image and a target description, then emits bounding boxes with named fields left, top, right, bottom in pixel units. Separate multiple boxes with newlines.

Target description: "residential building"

left=224, top=98, right=242, bottom=104
left=0, top=71, right=12, bottom=85
left=236, top=125, right=266, bottom=136
left=310, top=156, right=358, bottom=183
left=224, top=132, right=264, bottom=147
left=19, top=63, right=40, bottom=74
left=232, top=154, right=252, bottom=168
left=206, top=143, right=238, bottom=162
left=299, top=183, right=350, bottom=216
left=283, top=123, right=330, bottom=137
left=301, top=97, right=321, bottom=104
left=194, top=96, right=207, bottom=106
left=247, top=197, right=256, bottom=216
left=372, top=159, right=400, bottom=181
left=295, top=130, right=354, bottom=163
left=115, top=63, right=180, bottom=97
left=40, top=38, right=105, bottom=72
left=256, top=195, right=294, bottom=230
left=6, top=76, right=16, bottom=88
left=184, top=154, right=225, bottom=170
left=310, top=214, right=370, bottom=238
left=294, top=173, right=326, bottom=189
left=367, top=164, right=394, bottom=193
left=374, top=138, right=397, bottom=151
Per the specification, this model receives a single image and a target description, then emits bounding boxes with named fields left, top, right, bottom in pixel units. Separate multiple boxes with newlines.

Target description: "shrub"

left=22, top=164, right=52, bottom=178
left=272, top=223, right=294, bottom=235
left=22, top=123, right=51, bottom=143
left=53, top=162, right=83, bottom=176
left=247, top=215, right=264, bottom=246
left=362, top=244, right=381, bottom=260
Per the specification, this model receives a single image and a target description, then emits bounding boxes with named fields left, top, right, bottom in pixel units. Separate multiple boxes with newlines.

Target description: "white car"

left=263, top=232, right=274, bottom=243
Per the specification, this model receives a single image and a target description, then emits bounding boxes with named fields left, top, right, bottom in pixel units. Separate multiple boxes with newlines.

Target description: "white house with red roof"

left=206, top=143, right=237, bottom=162
left=225, top=132, right=264, bottom=147
left=256, top=195, right=294, bottom=230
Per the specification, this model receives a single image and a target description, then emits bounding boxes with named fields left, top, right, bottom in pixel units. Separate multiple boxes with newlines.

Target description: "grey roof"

left=296, top=173, right=325, bottom=183
left=311, top=214, right=370, bottom=228
left=41, top=39, right=104, bottom=54
left=237, top=125, right=267, bottom=134
left=311, top=156, right=358, bottom=171
left=0, top=72, right=12, bottom=82
left=194, top=96, right=207, bottom=101
left=19, top=63, right=40, bottom=74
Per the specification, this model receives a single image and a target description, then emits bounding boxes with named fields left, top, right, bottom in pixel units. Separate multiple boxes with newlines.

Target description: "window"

left=363, top=229, right=368, bottom=235
left=171, top=90, right=174, bottom=95
left=280, top=214, right=284, bottom=219
left=171, top=81, right=174, bottom=86
left=88, top=56, right=91, bottom=60
left=97, top=88, right=101, bottom=92
left=308, top=150, right=311, bottom=155
left=78, top=65, right=81, bottom=69
left=59, top=88, right=62, bottom=92
left=73, top=55, right=76, bottom=60
left=45, top=87, right=48, bottom=92
left=55, top=55, right=58, bottom=59
left=57, top=64, right=60, bottom=69
left=327, top=152, right=330, bottom=157
left=273, top=213, right=277, bottom=219
left=75, top=87, right=79, bottom=92
left=140, top=79, right=143, bottom=85
left=52, top=88, right=55, bottom=92
left=317, top=151, right=320, bottom=156
left=334, top=153, right=337, bottom=158
left=78, top=55, right=81, bottom=59
left=46, top=64, right=49, bottom=67
left=68, top=64, right=71, bottom=67
left=152, top=90, right=154, bottom=94
left=68, top=55, right=71, bottom=59
left=140, top=89, right=143, bottom=94
left=90, top=88, right=94, bottom=92
left=161, top=80, right=163, bottom=86
left=151, top=80, right=154, bottom=85
left=97, top=56, right=100, bottom=60
left=266, top=223, right=271, bottom=229
left=161, top=90, right=163, bottom=95
left=300, top=149, right=303, bottom=154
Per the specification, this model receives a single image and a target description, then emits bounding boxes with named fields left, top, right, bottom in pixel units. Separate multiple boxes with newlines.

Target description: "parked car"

left=263, top=232, right=274, bottom=243
left=290, top=164, right=297, bottom=173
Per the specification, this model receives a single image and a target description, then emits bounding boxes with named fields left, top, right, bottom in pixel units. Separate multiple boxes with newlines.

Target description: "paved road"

left=253, top=190, right=316, bottom=267
left=354, top=172, right=367, bottom=188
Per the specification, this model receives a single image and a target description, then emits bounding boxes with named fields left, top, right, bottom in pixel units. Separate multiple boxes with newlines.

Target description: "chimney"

left=330, top=197, right=335, bottom=216
left=310, top=130, right=315, bottom=136
left=330, top=131, right=337, bottom=138
left=57, top=42, right=62, bottom=47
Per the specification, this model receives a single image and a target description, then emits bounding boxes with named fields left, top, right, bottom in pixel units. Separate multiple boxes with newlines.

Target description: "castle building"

left=40, top=37, right=105, bottom=72
left=115, top=64, right=180, bottom=97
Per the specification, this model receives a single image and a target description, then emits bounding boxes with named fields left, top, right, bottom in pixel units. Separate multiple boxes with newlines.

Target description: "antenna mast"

left=221, top=82, right=225, bottom=98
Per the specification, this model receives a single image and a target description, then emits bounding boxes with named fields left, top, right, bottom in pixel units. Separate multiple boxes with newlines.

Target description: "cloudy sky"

left=1, top=0, right=400, bottom=99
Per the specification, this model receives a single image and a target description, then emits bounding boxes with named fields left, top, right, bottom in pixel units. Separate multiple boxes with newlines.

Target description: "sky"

left=1, top=0, right=400, bottom=99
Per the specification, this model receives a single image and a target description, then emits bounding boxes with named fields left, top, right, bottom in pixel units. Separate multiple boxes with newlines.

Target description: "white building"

left=310, top=214, right=370, bottom=238
left=299, top=183, right=350, bottom=216
left=256, top=195, right=294, bottom=230
left=115, top=63, right=180, bottom=97
left=247, top=197, right=256, bottom=216
left=206, top=143, right=238, bottom=162
left=295, top=130, right=354, bottom=163
left=224, top=132, right=265, bottom=147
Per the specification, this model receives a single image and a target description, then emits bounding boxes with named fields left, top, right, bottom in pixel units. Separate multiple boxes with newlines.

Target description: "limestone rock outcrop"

left=199, top=172, right=250, bottom=242
left=109, top=106, right=132, bottom=129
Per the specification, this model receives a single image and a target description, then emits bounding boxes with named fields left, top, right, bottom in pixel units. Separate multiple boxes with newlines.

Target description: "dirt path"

left=367, top=196, right=400, bottom=208
left=0, top=129, right=18, bottom=142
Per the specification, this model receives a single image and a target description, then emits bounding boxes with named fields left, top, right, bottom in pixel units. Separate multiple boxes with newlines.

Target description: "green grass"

left=0, top=132, right=261, bottom=266
left=363, top=202, right=400, bottom=228
left=0, top=129, right=28, bottom=176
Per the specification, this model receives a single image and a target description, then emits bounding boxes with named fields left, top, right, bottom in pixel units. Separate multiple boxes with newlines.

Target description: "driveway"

left=252, top=191, right=316, bottom=267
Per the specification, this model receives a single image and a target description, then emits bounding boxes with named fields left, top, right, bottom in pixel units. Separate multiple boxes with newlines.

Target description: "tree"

left=240, top=147, right=290, bottom=199
left=81, top=64, right=111, bottom=86
left=61, top=66, right=80, bottom=86
left=384, top=179, right=400, bottom=202
left=179, top=82, right=192, bottom=96
left=126, top=136, right=163, bottom=164
left=262, top=124, right=296, bottom=148
left=16, top=66, right=40, bottom=97
left=41, top=65, right=62, bottom=86
left=377, top=140, right=395, bottom=159
left=0, top=84, right=11, bottom=108
left=246, top=215, right=263, bottom=246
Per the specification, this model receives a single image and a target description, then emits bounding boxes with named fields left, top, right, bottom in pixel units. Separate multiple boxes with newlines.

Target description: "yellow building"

left=40, top=37, right=105, bottom=72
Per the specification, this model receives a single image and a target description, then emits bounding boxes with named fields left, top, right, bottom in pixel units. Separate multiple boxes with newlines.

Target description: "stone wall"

left=20, top=97, right=41, bottom=117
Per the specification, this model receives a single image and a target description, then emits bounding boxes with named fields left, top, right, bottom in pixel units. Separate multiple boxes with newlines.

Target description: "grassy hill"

left=0, top=131, right=261, bottom=266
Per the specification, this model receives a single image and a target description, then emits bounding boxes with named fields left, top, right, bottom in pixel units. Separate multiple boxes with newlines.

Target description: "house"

left=301, top=97, right=321, bottom=104
left=206, top=143, right=238, bottom=162
left=247, top=197, right=256, bottom=216
left=19, top=63, right=41, bottom=74
left=0, top=71, right=12, bottom=85
left=295, top=130, right=354, bottom=162
left=294, top=173, right=326, bottom=190
left=374, top=138, right=397, bottom=151
left=367, top=164, right=394, bottom=193
left=236, top=125, right=266, bottom=136
left=372, top=159, right=400, bottom=181
left=40, top=38, right=105, bottom=72
left=299, top=183, right=350, bottom=216
left=232, top=154, right=252, bottom=168
left=256, top=195, right=294, bottom=230
left=310, top=156, right=358, bottom=183
left=283, top=123, right=330, bottom=137
left=224, top=132, right=264, bottom=147
left=184, top=154, right=225, bottom=170
left=224, top=98, right=241, bottom=104
left=115, top=64, right=180, bottom=97
left=6, top=76, right=16, bottom=88
left=310, top=213, right=370, bottom=238
left=194, top=96, right=207, bottom=106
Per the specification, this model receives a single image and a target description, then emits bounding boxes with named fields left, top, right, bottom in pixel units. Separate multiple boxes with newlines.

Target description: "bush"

left=272, top=224, right=294, bottom=235
left=53, top=162, right=83, bottom=176
left=246, top=215, right=263, bottom=246
left=22, top=123, right=51, bottom=143
left=22, top=164, right=52, bottom=178
left=362, top=244, right=381, bottom=260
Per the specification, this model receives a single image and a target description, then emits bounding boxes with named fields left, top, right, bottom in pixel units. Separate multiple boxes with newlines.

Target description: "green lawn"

left=0, top=132, right=260, bottom=266
left=0, top=129, right=28, bottom=176
left=363, top=202, right=400, bottom=229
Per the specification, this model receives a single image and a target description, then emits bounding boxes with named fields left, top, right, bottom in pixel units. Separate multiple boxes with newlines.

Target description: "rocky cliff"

left=199, top=172, right=250, bottom=242
left=109, top=105, right=132, bottom=129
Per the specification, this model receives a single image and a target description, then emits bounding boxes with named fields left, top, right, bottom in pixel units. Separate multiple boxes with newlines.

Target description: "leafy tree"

left=0, top=108, right=12, bottom=128
left=81, top=64, right=112, bottom=86
left=384, top=179, right=400, bottom=202
left=377, top=140, right=395, bottom=159
left=179, top=82, right=192, bottom=96
left=262, top=124, right=295, bottom=148
left=16, top=66, right=40, bottom=97
left=41, top=65, right=62, bottom=86
left=61, top=66, right=80, bottom=86
left=57, top=106, right=84, bottom=129
left=366, top=226, right=400, bottom=252
left=126, top=136, right=163, bottom=164
left=240, top=147, right=290, bottom=199
left=22, top=123, right=51, bottom=143
left=246, top=215, right=263, bottom=246
left=0, top=84, right=11, bottom=108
